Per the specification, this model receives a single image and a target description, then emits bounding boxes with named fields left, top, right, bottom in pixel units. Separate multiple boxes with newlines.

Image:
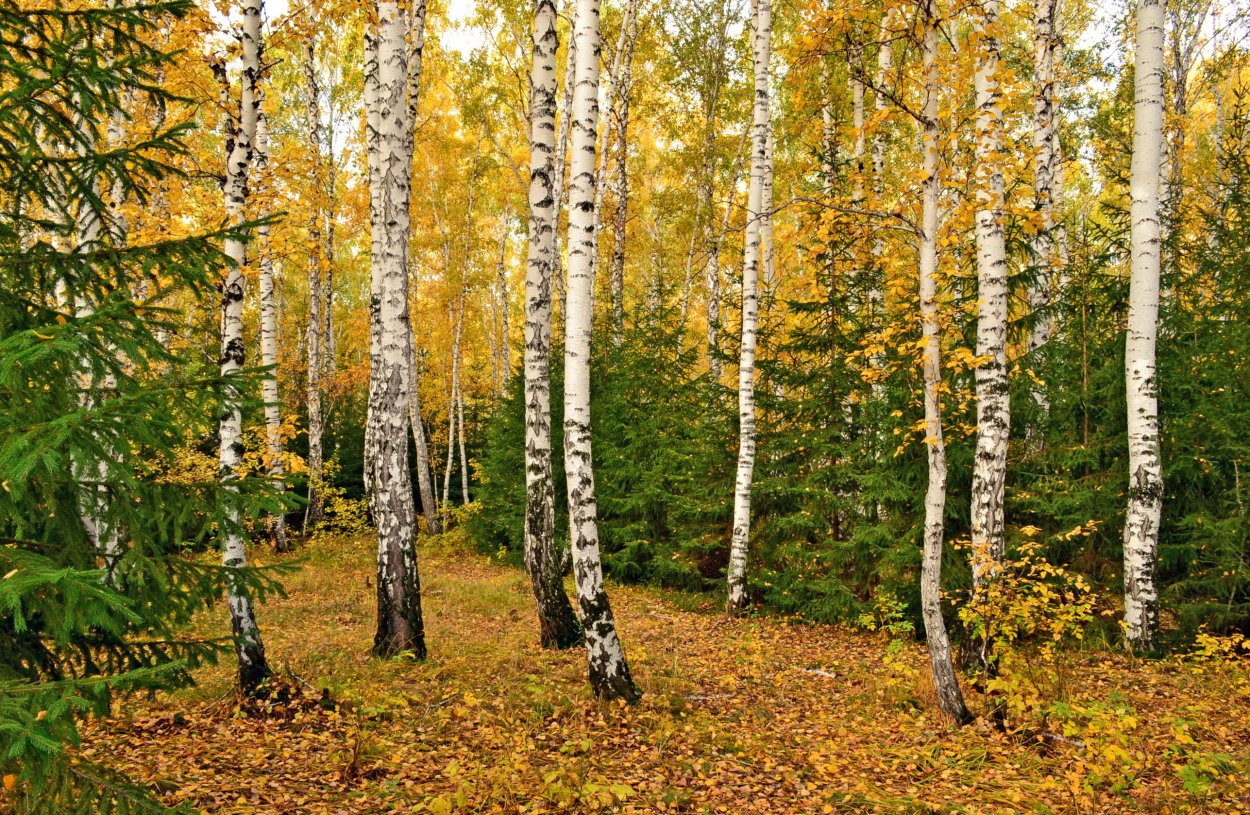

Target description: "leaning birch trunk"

left=724, top=0, right=770, bottom=617
left=918, top=0, right=970, bottom=724
left=564, top=0, right=641, bottom=701
left=254, top=105, right=290, bottom=553
left=364, top=0, right=426, bottom=659
left=217, top=0, right=271, bottom=691
left=522, top=0, right=583, bottom=649
left=1123, top=0, right=1165, bottom=653
left=1027, top=0, right=1060, bottom=413
left=406, top=324, right=441, bottom=534
left=303, top=39, right=328, bottom=530
left=970, top=0, right=1009, bottom=593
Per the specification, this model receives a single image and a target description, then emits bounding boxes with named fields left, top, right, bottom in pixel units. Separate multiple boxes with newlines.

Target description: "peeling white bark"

left=1028, top=0, right=1061, bottom=412
left=608, top=0, right=639, bottom=345
left=303, top=40, right=328, bottom=530
left=970, top=0, right=1009, bottom=590
left=217, top=0, right=270, bottom=691
left=563, top=0, right=640, bottom=701
left=552, top=0, right=579, bottom=320
left=725, top=0, right=770, bottom=617
left=1123, top=0, right=1165, bottom=653
left=443, top=292, right=465, bottom=510
left=254, top=104, right=289, bottom=553
left=917, top=0, right=969, bottom=724
left=406, top=326, right=441, bottom=535
left=523, top=0, right=583, bottom=649
left=364, top=0, right=426, bottom=659
left=706, top=128, right=747, bottom=384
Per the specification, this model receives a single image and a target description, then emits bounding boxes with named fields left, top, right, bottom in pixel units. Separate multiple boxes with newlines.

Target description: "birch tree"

left=407, top=329, right=441, bottom=534
left=364, top=0, right=427, bottom=659
left=725, top=0, right=770, bottom=617
left=215, top=0, right=271, bottom=691
left=608, top=0, right=640, bottom=343
left=969, top=0, right=1009, bottom=598
left=303, top=39, right=328, bottom=530
left=870, top=5, right=896, bottom=286
left=917, top=0, right=970, bottom=723
left=1027, top=0, right=1060, bottom=387
left=254, top=101, right=289, bottom=553
left=404, top=0, right=440, bottom=533
left=1163, top=0, right=1211, bottom=230
left=552, top=0, right=579, bottom=318
left=457, top=366, right=470, bottom=504
left=592, top=0, right=639, bottom=312
left=523, top=0, right=583, bottom=648
left=443, top=292, right=465, bottom=509
left=564, top=0, right=641, bottom=701
left=1123, top=0, right=1166, bottom=653
left=705, top=128, right=747, bottom=383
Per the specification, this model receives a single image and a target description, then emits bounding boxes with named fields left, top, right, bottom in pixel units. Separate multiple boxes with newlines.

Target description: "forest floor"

left=80, top=534, right=1249, bottom=815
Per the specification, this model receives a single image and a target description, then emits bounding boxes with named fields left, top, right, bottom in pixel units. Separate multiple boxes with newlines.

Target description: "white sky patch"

left=441, top=0, right=488, bottom=56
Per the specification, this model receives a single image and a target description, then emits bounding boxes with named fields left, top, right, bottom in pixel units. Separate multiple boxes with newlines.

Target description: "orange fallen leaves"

left=76, top=536, right=1249, bottom=814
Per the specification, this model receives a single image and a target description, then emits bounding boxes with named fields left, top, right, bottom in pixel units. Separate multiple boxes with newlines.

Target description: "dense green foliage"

left=473, top=306, right=736, bottom=591
left=0, top=3, right=288, bottom=810
left=474, top=105, right=1250, bottom=644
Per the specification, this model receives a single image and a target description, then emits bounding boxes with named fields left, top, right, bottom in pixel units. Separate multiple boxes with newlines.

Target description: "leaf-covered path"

left=80, top=536, right=1249, bottom=814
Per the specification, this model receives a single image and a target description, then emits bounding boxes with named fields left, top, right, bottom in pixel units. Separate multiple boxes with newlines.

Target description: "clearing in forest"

left=80, top=536, right=1250, bottom=814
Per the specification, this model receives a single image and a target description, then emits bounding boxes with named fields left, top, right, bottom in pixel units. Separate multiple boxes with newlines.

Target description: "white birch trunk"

left=402, top=0, right=438, bottom=532
left=869, top=6, right=895, bottom=318
left=564, top=0, right=640, bottom=701
left=1027, top=0, right=1060, bottom=412
left=725, top=0, right=770, bottom=616
left=254, top=104, right=289, bottom=553
left=760, top=123, right=776, bottom=295
left=497, top=222, right=511, bottom=392
left=217, top=0, right=270, bottom=691
left=608, top=0, right=639, bottom=343
left=443, top=293, right=465, bottom=509
left=552, top=0, right=579, bottom=319
left=706, top=128, right=747, bottom=384
left=524, top=0, right=583, bottom=648
left=918, top=0, right=970, bottom=723
left=364, top=0, right=426, bottom=659
left=302, top=40, right=328, bottom=530
left=1123, top=0, right=1165, bottom=653
left=457, top=378, right=469, bottom=505
left=590, top=1, right=633, bottom=304
left=406, top=328, right=441, bottom=535
left=71, top=118, right=120, bottom=578
left=851, top=40, right=866, bottom=207
left=821, top=58, right=836, bottom=200
left=970, top=0, right=1009, bottom=591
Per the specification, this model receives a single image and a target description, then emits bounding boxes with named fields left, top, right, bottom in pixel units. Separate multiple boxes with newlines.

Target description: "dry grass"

left=79, top=535, right=1250, bottom=814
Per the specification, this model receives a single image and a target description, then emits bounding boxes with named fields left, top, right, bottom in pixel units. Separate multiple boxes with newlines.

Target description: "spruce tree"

left=0, top=3, right=288, bottom=810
